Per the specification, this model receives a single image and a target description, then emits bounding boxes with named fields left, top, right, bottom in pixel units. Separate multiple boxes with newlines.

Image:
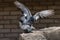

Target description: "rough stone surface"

left=20, top=31, right=47, bottom=40
left=19, top=27, right=60, bottom=40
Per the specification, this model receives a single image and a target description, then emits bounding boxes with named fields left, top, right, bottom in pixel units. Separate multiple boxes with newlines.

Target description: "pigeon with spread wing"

left=14, top=1, right=54, bottom=33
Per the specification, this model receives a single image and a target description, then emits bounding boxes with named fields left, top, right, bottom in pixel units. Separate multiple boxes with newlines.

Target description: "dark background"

left=0, top=0, right=60, bottom=40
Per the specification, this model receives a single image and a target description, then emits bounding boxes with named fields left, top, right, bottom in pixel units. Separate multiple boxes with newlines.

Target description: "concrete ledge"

left=19, top=27, right=60, bottom=40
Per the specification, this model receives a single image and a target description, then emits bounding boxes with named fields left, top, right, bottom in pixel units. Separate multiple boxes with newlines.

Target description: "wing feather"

left=14, top=1, right=32, bottom=20
left=33, top=10, right=54, bottom=20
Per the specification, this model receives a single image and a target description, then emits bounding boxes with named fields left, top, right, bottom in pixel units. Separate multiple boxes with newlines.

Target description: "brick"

left=32, top=6, right=47, bottom=10
left=4, top=33, right=18, bottom=37
left=0, top=0, right=2, bottom=2
left=54, top=19, right=60, bottom=23
left=55, top=10, right=60, bottom=15
left=0, top=25, right=3, bottom=28
left=8, top=2, right=15, bottom=7
left=48, top=6, right=57, bottom=9
left=9, top=38, right=17, bottom=40
left=48, top=0, right=54, bottom=2
left=10, top=20, right=19, bottom=24
left=40, top=2, right=53, bottom=6
left=55, top=2, right=60, bottom=5
left=48, top=15, right=60, bottom=18
left=4, top=25, right=18, bottom=28
left=10, top=11, right=21, bottom=15
left=0, top=29, right=10, bottom=33
left=40, top=2, right=47, bottom=5
left=0, top=20, right=10, bottom=24
left=39, top=19, right=55, bottom=23
left=0, top=3, right=9, bottom=7
left=33, top=23, right=47, bottom=29
left=4, top=16, right=17, bottom=19
left=47, top=2, right=53, bottom=5
left=26, top=3, right=39, bottom=7
left=0, top=8, right=3, bottom=11
left=0, top=16, right=3, bottom=19
left=11, top=29, right=23, bottom=33
left=48, top=6, right=60, bottom=10
left=0, top=34, right=4, bottom=37
left=54, top=15, right=60, bottom=18
left=47, top=23, right=60, bottom=27
left=0, top=38, right=10, bottom=40
left=0, top=11, right=9, bottom=16
left=3, top=0, right=15, bottom=2
left=4, top=7, right=18, bottom=11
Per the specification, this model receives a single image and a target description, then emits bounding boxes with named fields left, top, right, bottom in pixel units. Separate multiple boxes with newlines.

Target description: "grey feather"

left=33, top=10, right=54, bottom=20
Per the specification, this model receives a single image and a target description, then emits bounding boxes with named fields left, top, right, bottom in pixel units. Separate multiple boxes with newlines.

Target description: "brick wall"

left=0, top=0, right=60, bottom=40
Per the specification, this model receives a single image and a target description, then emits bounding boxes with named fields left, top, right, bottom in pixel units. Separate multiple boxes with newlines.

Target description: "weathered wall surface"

left=0, top=0, right=60, bottom=40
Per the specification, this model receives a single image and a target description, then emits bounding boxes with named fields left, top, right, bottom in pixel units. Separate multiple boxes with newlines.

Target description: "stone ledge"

left=19, top=27, right=60, bottom=40
left=20, top=31, right=47, bottom=40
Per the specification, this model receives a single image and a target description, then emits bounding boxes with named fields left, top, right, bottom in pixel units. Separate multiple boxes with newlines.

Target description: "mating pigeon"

left=14, top=1, right=54, bottom=33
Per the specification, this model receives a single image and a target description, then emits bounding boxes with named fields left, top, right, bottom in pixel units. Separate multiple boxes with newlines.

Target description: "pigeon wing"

left=33, top=10, right=54, bottom=20
left=14, top=1, right=32, bottom=20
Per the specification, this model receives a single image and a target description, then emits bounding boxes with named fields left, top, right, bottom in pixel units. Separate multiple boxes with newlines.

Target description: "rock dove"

left=14, top=1, right=54, bottom=33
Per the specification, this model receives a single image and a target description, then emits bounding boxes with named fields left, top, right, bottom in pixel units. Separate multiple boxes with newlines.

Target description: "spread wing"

left=14, top=1, right=32, bottom=21
left=33, top=10, right=54, bottom=20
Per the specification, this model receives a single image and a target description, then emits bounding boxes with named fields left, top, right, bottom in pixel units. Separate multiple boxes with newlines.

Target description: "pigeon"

left=14, top=1, right=54, bottom=33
